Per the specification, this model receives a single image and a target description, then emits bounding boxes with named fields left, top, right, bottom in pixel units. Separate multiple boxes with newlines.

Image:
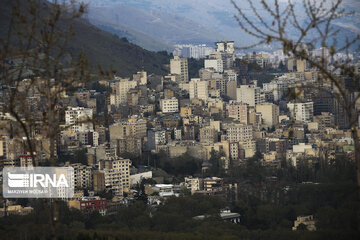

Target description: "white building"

left=189, top=78, right=208, bottom=102
left=236, top=85, right=264, bottom=107
left=160, top=97, right=179, bottom=113
left=216, top=41, right=234, bottom=54
left=65, top=107, right=93, bottom=132
left=170, top=56, right=189, bottom=83
left=287, top=102, right=314, bottom=123
left=205, top=59, right=223, bottom=73
left=173, top=44, right=214, bottom=59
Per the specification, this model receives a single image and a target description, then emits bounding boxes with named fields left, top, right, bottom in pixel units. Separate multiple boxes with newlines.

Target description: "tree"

left=231, top=0, right=360, bottom=194
left=1, top=0, right=90, bottom=239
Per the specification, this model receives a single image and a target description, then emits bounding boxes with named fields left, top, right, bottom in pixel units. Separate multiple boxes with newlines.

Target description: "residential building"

left=109, top=116, right=147, bottom=141
left=189, top=78, right=209, bottom=102
left=297, top=59, right=307, bottom=72
left=65, top=107, right=93, bottom=132
left=170, top=56, right=189, bottom=82
left=112, top=77, right=138, bottom=106
left=205, top=59, right=223, bottom=72
left=180, top=106, right=192, bottom=118
left=228, top=101, right=248, bottom=124
left=184, top=177, right=201, bottom=194
left=287, top=102, right=314, bottom=123
left=69, top=196, right=107, bottom=216
left=19, top=154, right=33, bottom=167
left=236, top=85, right=264, bottom=107
left=226, top=124, right=253, bottom=142
left=314, top=112, right=335, bottom=129
left=216, top=41, right=234, bottom=54
left=93, top=170, right=105, bottom=192
left=203, top=177, right=224, bottom=193
left=199, top=126, right=217, bottom=144
left=103, top=158, right=131, bottom=196
left=147, top=129, right=167, bottom=150
left=133, top=71, right=147, bottom=85
left=71, top=163, right=93, bottom=189
left=292, top=215, right=316, bottom=231
left=160, top=97, right=179, bottom=113
left=256, top=103, right=279, bottom=128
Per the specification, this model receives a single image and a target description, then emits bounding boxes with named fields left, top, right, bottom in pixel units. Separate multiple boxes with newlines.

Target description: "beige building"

left=112, top=77, right=137, bottom=106
left=292, top=215, right=316, bottom=231
left=314, top=112, right=335, bottom=129
left=228, top=102, right=248, bottom=124
left=109, top=116, right=147, bottom=141
left=226, top=124, right=253, bottom=142
left=199, top=126, right=218, bottom=144
left=226, top=80, right=237, bottom=100
left=248, top=107, right=263, bottom=129
left=256, top=103, right=279, bottom=128
left=236, top=85, right=264, bottom=107
left=180, top=106, right=192, bottom=118
left=170, top=56, right=189, bottom=82
left=93, top=170, right=105, bottom=192
left=160, top=97, right=179, bottom=113
left=103, top=158, right=131, bottom=196
left=0, top=205, right=33, bottom=217
left=189, top=78, right=209, bottom=102
left=71, top=163, right=93, bottom=189
left=20, top=154, right=33, bottom=167
left=133, top=71, right=147, bottom=85
left=296, top=59, right=307, bottom=72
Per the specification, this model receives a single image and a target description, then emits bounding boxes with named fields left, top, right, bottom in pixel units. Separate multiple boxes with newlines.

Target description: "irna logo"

left=3, top=167, right=74, bottom=198
left=7, top=173, right=69, bottom=188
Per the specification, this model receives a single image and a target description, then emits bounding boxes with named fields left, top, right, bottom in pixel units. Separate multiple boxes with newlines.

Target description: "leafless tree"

left=231, top=0, right=360, bottom=194
left=1, top=0, right=90, bottom=238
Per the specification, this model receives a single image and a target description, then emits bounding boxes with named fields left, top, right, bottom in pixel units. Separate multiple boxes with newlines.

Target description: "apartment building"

left=287, top=102, right=314, bottom=123
left=236, top=85, right=264, bottom=107
left=160, top=97, right=179, bottom=113
left=226, top=124, right=253, bottom=142
left=228, top=101, right=248, bottom=124
left=170, top=56, right=189, bottom=83
left=65, top=107, right=93, bottom=132
left=72, top=163, right=93, bottom=189
left=256, top=103, right=279, bottom=128
left=189, top=78, right=209, bottom=102
left=104, top=158, right=131, bottom=196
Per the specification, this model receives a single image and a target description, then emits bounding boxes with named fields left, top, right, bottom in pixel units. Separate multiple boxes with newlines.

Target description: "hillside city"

left=0, top=0, right=359, bottom=239
left=1, top=39, right=359, bottom=235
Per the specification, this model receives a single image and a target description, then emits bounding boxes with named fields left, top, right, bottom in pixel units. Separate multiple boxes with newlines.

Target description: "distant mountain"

left=87, top=16, right=174, bottom=52
left=85, top=3, right=226, bottom=46
left=86, top=0, right=360, bottom=50
left=0, top=0, right=171, bottom=77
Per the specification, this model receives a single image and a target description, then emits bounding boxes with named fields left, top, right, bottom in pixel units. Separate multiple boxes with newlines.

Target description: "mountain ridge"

left=0, top=0, right=171, bottom=77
